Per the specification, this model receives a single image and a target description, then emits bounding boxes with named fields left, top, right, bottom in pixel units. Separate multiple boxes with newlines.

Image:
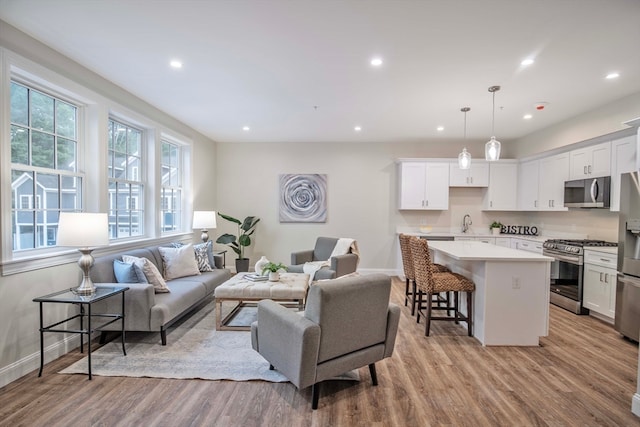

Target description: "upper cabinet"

left=449, top=161, right=489, bottom=187
left=610, top=135, right=637, bottom=212
left=517, top=159, right=540, bottom=210
left=517, top=154, right=569, bottom=211
left=483, top=161, right=518, bottom=211
left=569, top=141, right=611, bottom=180
left=398, top=161, right=449, bottom=210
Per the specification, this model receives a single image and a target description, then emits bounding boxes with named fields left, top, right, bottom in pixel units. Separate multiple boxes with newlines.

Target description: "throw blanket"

left=303, top=238, right=359, bottom=281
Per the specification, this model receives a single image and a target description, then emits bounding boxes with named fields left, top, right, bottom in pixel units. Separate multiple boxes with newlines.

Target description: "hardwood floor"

left=1, top=277, right=639, bottom=426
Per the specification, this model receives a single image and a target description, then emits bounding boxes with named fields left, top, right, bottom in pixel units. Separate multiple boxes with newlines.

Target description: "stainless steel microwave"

left=564, top=176, right=611, bottom=208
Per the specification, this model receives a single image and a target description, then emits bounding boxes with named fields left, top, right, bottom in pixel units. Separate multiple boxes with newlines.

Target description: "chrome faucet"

left=462, top=214, right=472, bottom=233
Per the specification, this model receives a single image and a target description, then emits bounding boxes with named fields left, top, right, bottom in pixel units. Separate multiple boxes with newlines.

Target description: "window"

left=107, top=119, right=144, bottom=239
left=160, top=140, right=182, bottom=232
left=10, top=81, right=81, bottom=251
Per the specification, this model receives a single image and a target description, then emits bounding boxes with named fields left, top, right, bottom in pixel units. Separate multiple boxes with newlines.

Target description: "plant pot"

left=235, top=258, right=250, bottom=273
left=491, top=228, right=501, bottom=236
left=268, top=272, right=280, bottom=282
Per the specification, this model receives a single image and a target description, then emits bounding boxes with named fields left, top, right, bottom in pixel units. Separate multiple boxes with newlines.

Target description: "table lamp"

left=57, top=212, right=109, bottom=295
left=192, top=211, right=217, bottom=242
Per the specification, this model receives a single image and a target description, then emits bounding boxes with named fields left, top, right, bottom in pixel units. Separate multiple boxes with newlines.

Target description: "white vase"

left=254, top=256, right=269, bottom=275
left=491, top=228, right=500, bottom=235
left=268, top=272, right=280, bottom=282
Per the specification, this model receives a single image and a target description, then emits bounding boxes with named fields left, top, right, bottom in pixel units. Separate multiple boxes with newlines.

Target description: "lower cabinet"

left=583, top=250, right=617, bottom=319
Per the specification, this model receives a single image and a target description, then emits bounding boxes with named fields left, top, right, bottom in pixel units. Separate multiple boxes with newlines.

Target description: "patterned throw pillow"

left=194, top=243, right=215, bottom=272
left=122, top=255, right=170, bottom=293
left=194, top=241, right=216, bottom=271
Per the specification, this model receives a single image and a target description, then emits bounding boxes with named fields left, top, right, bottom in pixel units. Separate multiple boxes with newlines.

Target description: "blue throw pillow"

left=113, top=259, right=139, bottom=283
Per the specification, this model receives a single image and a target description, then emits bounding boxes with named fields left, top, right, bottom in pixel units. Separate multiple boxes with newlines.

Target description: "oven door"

left=543, top=250, right=587, bottom=314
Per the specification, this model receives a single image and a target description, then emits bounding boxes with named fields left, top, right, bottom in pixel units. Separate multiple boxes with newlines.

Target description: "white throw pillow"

left=122, top=255, right=170, bottom=293
left=158, top=244, right=201, bottom=280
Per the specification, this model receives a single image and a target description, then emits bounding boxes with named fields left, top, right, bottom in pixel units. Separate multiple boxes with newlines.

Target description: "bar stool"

left=409, top=236, right=475, bottom=337
left=398, top=234, right=450, bottom=316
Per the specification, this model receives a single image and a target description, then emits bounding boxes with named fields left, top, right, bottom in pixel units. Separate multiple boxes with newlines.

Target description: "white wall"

left=0, top=22, right=219, bottom=388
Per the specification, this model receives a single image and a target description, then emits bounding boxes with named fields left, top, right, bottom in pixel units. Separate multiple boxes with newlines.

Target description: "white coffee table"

left=214, top=272, right=310, bottom=331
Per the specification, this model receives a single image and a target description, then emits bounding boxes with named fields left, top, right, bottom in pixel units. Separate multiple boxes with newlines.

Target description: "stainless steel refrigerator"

left=615, top=171, right=640, bottom=341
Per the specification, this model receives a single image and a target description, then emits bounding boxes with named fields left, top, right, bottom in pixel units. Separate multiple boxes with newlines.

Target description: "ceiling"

left=1, top=0, right=639, bottom=145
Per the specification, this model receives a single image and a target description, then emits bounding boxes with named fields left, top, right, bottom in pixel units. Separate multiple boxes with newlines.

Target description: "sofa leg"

left=269, top=364, right=274, bottom=371
left=369, top=363, right=378, bottom=386
left=160, top=330, right=167, bottom=346
left=311, top=383, right=320, bottom=410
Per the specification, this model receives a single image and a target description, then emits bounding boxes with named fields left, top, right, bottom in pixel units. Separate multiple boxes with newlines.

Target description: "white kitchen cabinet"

left=511, top=238, right=544, bottom=254
left=517, top=159, right=540, bottom=210
left=495, top=237, right=511, bottom=248
left=398, top=161, right=449, bottom=210
left=483, top=161, right=518, bottom=211
left=583, top=249, right=617, bottom=319
left=449, top=161, right=489, bottom=187
left=569, top=141, right=611, bottom=180
left=610, top=135, right=637, bottom=212
left=538, top=153, right=569, bottom=210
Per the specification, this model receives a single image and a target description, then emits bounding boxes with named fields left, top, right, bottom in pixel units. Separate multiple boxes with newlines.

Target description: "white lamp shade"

left=193, top=211, right=217, bottom=229
left=57, top=212, right=109, bottom=248
left=458, top=148, right=471, bottom=169
left=485, top=136, right=501, bottom=161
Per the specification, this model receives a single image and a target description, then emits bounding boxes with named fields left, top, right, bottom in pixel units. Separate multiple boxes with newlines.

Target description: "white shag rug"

left=59, top=299, right=359, bottom=383
left=59, top=300, right=287, bottom=382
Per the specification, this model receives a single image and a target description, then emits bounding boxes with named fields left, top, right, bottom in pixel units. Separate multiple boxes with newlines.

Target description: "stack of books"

left=244, top=273, right=269, bottom=282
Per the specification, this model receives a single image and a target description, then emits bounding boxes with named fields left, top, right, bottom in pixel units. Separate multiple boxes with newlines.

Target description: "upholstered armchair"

left=251, top=273, right=400, bottom=409
left=287, top=236, right=359, bottom=280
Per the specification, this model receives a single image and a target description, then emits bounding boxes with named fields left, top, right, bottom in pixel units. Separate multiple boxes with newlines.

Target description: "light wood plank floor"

left=1, top=277, right=639, bottom=427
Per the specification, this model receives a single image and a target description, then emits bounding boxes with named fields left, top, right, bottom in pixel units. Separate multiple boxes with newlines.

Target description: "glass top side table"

left=33, top=285, right=129, bottom=380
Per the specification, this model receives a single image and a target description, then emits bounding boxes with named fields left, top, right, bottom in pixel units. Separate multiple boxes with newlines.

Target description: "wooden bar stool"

left=409, top=236, right=475, bottom=336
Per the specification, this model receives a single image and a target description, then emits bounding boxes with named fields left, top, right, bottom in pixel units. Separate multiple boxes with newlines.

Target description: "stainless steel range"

left=542, top=239, right=617, bottom=314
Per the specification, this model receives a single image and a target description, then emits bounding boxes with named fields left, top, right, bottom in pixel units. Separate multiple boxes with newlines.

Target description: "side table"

left=33, top=285, right=129, bottom=380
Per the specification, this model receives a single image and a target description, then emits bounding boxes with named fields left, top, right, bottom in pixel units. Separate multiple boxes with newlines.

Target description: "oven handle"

left=542, top=251, right=582, bottom=265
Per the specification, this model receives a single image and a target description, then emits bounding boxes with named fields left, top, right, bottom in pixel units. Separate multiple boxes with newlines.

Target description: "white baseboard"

left=632, top=393, right=640, bottom=417
left=0, top=335, right=80, bottom=389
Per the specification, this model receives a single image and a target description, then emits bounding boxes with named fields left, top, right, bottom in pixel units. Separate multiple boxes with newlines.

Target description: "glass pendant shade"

left=458, top=148, right=471, bottom=169
left=485, top=136, right=501, bottom=161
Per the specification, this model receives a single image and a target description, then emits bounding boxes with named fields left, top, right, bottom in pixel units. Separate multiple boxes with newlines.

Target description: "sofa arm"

left=251, top=299, right=320, bottom=390
left=383, top=303, right=401, bottom=358
left=330, top=253, right=359, bottom=278
left=291, top=249, right=314, bottom=265
left=94, top=283, right=156, bottom=331
left=213, top=254, right=224, bottom=269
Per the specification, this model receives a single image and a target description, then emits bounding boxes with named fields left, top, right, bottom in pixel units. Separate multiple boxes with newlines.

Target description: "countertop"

left=396, top=226, right=579, bottom=243
left=428, top=240, right=555, bottom=262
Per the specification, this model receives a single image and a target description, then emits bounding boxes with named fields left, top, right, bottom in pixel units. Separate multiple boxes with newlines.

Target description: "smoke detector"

left=534, top=102, right=549, bottom=111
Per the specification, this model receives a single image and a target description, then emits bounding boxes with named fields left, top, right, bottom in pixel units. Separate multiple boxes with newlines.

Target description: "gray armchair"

left=251, top=273, right=400, bottom=409
left=288, top=236, right=359, bottom=280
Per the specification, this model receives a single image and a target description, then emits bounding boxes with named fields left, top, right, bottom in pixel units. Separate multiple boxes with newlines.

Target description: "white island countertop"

left=429, top=240, right=554, bottom=262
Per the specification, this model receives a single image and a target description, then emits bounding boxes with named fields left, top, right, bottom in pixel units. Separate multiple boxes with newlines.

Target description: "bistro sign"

left=500, top=225, right=538, bottom=236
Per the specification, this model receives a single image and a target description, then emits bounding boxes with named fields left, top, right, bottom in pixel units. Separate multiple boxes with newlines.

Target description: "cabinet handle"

left=584, top=166, right=587, bottom=175
left=599, top=272, right=604, bottom=282
left=534, top=200, right=538, bottom=208
left=600, top=258, right=610, bottom=263
left=425, top=200, right=428, bottom=207
left=588, top=165, right=592, bottom=174
left=604, top=274, right=609, bottom=284
left=470, top=177, right=473, bottom=184
left=551, top=200, right=554, bottom=207
left=490, top=201, right=493, bottom=208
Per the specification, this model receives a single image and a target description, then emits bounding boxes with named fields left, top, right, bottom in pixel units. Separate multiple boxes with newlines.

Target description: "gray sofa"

left=90, top=244, right=231, bottom=345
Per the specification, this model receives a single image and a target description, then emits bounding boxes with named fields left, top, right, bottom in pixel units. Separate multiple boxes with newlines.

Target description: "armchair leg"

left=269, top=364, right=274, bottom=370
left=369, top=363, right=378, bottom=386
left=404, top=278, right=410, bottom=306
left=312, top=383, right=320, bottom=410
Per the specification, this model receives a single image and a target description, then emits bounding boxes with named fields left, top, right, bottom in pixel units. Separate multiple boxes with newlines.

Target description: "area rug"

left=59, top=300, right=287, bottom=382
left=59, top=299, right=359, bottom=383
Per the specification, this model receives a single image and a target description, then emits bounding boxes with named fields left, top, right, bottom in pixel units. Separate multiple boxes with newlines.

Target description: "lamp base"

left=200, top=230, right=209, bottom=243
left=75, top=249, right=97, bottom=295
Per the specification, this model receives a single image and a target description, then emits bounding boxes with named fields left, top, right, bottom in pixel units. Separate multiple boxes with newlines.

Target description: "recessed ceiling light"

left=370, top=57, right=383, bottom=67
left=523, top=114, right=532, bottom=120
left=354, top=126, right=362, bottom=132
left=606, top=72, right=620, bottom=79
left=437, top=126, right=444, bottom=132
left=242, top=126, right=250, bottom=131
left=170, top=60, right=183, bottom=69
left=521, top=58, right=534, bottom=67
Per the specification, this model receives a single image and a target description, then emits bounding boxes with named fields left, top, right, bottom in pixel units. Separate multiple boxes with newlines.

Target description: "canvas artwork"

left=279, top=174, right=327, bottom=223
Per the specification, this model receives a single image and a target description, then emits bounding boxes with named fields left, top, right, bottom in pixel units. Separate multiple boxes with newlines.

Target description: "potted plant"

left=215, top=213, right=260, bottom=272
left=489, top=221, right=503, bottom=235
left=261, top=262, right=287, bottom=282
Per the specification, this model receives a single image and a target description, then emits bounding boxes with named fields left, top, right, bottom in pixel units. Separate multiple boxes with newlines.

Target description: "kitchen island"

left=428, top=240, right=553, bottom=346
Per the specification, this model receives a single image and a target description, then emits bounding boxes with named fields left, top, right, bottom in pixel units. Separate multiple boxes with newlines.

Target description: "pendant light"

left=458, top=107, right=471, bottom=170
left=485, top=85, right=502, bottom=161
